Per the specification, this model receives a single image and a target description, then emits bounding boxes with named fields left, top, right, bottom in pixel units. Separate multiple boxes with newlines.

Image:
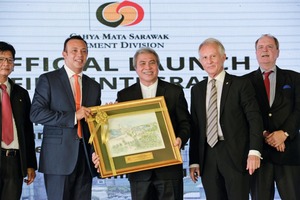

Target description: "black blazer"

left=30, top=67, right=101, bottom=176
left=244, top=67, right=300, bottom=165
left=117, top=79, right=191, bottom=181
left=0, top=79, right=37, bottom=177
left=189, top=72, right=263, bottom=174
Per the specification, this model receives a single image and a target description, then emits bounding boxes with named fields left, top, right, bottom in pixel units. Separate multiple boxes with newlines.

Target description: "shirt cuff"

left=189, top=164, right=200, bottom=168
left=248, top=150, right=262, bottom=159
left=284, top=132, right=289, bottom=137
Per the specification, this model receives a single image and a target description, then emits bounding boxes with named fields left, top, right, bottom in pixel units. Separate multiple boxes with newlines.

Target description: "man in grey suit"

left=92, top=47, right=191, bottom=200
left=244, top=34, right=300, bottom=200
left=189, top=38, right=264, bottom=200
left=0, top=42, right=37, bottom=200
left=30, top=35, right=101, bottom=200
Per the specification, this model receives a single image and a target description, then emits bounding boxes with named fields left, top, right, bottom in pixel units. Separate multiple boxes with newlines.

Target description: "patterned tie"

left=263, top=71, right=273, bottom=102
left=73, top=74, right=82, bottom=138
left=207, top=79, right=218, bottom=147
left=1, top=84, right=14, bottom=145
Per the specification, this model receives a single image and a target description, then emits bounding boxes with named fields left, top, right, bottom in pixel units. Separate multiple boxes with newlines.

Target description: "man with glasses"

left=0, top=57, right=14, bottom=64
left=0, top=41, right=37, bottom=200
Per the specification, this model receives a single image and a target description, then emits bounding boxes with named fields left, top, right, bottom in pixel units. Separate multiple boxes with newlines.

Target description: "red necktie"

left=73, top=75, right=82, bottom=138
left=1, top=84, right=14, bottom=145
left=263, top=71, right=273, bottom=102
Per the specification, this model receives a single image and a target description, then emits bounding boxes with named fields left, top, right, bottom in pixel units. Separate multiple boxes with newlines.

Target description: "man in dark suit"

left=0, top=41, right=37, bottom=200
left=244, top=34, right=300, bottom=200
left=189, top=38, right=264, bottom=200
left=116, top=47, right=191, bottom=200
left=30, top=35, right=101, bottom=200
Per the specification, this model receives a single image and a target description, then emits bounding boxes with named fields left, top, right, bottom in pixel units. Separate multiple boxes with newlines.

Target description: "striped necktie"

left=207, top=79, right=218, bottom=147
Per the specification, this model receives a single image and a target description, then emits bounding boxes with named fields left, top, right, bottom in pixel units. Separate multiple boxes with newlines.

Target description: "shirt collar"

left=140, top=79, right=158, bottom=90
left=260, top=66, right=276, bottom=74
left=208, top=70, right=225, bottom=83
left=64, top=65, right=83, bottom=79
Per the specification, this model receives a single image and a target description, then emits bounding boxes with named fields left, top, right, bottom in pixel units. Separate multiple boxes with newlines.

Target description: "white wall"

left=1, top=0, right=298, bottom=199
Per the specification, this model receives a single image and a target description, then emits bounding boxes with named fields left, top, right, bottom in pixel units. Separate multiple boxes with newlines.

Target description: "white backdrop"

left=1, top=0, right=299, bottom=199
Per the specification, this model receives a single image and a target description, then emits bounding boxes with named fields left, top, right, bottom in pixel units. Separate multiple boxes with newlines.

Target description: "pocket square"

left=283, top=85, right=291, bottom=89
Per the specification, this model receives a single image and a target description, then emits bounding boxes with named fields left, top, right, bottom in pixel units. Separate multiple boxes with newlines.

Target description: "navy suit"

left=30, top=67, right=101, bottom=200
left=0, top=79, right=37, bottom=199
left=189, top=72, right=263, bottom=199
left=117, top=79, right=191, bottom=200
left=244, top=67, right=300, bottom=200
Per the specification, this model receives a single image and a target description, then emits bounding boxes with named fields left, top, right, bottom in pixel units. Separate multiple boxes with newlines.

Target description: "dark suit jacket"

left=0, top=79, right=37, bottom=177
left=189, top=72, right=263, bottom=175
left=30, top=67, right=101, bottom=176
left=116, top=79, right=191, bottom=181
left=244, top=67, right=300, bottom=165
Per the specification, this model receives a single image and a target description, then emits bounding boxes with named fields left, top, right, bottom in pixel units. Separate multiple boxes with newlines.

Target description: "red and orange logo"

left=96, top=1, right=144, bottom=28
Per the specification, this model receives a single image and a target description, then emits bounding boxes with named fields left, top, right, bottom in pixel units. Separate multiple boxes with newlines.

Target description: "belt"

left=1, top=149, right=19, bottom=157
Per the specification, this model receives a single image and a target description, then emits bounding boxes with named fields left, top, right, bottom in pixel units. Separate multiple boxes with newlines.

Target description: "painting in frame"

left=87, top=96, right=182, bottom=178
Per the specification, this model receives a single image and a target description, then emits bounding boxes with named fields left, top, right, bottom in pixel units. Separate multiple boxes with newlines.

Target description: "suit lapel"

left=253, top=69, right=269, bottom=106
left=220, top=73, right=231, bottom=115
left=200, top=80, right=207, bottom=120
left=127, top=83, right=143, bottom=100
left=156, top=80, right=166, bottom=97
left=81, top=74, right=88, bottom=106
left=272, top=66, right=284, bottom=108
left=59, top=67, right=76, bottom=110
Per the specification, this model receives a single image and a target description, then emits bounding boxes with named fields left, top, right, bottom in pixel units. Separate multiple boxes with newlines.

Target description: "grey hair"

left=255, top=34, right=279, bottom=50
left=132, top=47, right=160, bottom=69
left=198, top=38, right=226, bottom=55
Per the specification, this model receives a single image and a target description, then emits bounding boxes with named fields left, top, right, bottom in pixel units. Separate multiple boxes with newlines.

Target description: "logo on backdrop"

left=96, top=1, right=144, bottom=28
left=89, top=0, right=150, bottom=30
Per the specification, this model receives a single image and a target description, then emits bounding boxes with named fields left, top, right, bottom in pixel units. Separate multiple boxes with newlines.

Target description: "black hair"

left=0, top=41, right=16, bottom=59
left=63, top=34, right=88, bottom=52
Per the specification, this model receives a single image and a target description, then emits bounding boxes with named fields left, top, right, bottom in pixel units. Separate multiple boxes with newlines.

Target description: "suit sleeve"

left=173, top=88, right=191, bottom=147
left=24, top=90, right=38, bottom=169
left=30, top=74, right=75, bottom=127
left=240, top=78, right=264, bottom=152
left=281, top=72, right=300, bottom=139
left=189, top=86, right=201, bottom=166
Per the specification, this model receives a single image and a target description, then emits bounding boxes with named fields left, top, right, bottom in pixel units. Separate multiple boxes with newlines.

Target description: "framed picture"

left=87, top=96, right=182, bottom=178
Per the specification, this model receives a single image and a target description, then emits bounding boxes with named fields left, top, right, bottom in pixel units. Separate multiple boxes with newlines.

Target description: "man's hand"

left=276, top=143, right=286, bottom=152
left=189, top=167, right=200, bottom=183
left=76, top=106, right=92, bottom=121
left=92, top=152, right=100, bottom=173
left=265, top=130, right=287, bottom=148
left=173, top=137, right=182, bottom=149
left=246, top=155, right=260, bottom=175
left=25, top=168, right=36, bottom=185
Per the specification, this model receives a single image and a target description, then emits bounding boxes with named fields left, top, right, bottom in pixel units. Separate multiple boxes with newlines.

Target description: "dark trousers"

left=130, top=178, right=183, bottom=200
left=0, top=153, right=23, bottom=200
left=44, top=144, right=92, bottom=200
left=201, top=141, right=249, bottom=200
left=250, top=162, right=300, bottom=200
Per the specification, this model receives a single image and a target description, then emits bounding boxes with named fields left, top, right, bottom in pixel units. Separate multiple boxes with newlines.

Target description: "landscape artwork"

left=107, top=112, right=165, bottom=157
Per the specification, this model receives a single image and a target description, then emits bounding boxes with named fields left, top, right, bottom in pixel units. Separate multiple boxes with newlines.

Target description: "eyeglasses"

left=0, top=57, right=14, bottom=64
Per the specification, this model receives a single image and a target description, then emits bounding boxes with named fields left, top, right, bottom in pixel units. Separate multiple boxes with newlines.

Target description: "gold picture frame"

left=87, top=96, right=182, bottom=178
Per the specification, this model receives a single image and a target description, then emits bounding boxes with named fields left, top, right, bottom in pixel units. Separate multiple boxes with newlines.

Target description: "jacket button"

left=268, top=113, right=272, bottom=117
